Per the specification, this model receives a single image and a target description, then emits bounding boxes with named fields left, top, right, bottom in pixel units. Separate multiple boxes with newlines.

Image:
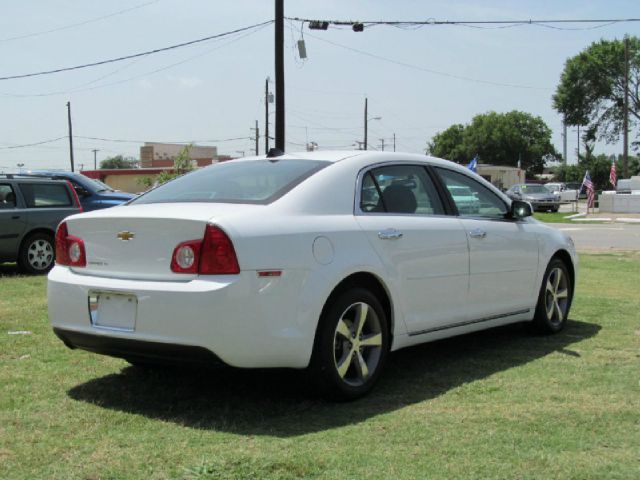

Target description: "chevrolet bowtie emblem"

left=117, top=231, right=135, bottom=241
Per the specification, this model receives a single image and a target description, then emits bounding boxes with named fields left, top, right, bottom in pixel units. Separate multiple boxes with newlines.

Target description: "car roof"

left=234, top=150, right=461, bottom=168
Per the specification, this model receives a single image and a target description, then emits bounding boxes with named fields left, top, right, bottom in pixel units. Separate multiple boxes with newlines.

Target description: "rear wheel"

left=311, top=288, right=389, bottom=400
left=18, top=232, right=55, bottom=274
left=531, top=259, right=572, bottom=334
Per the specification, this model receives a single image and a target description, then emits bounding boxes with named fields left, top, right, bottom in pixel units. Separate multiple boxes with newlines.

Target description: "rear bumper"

left=53, top=327, right=225, bottom=366
left=47, top=266, right=315, bottom=368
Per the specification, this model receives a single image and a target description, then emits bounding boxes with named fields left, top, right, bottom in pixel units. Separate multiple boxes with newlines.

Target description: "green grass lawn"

left=1, top=254, right=639, bottom=479
left=532, top=211, right=583, bottom=223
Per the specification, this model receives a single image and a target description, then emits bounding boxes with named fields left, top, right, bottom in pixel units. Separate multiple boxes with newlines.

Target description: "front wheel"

left=310, top=288, right=389, bottom=400
left=531, top=259, right=572, bottom=334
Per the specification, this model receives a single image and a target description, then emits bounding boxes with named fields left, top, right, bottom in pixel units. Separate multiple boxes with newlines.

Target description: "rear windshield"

left=132, top=159, right=330, bottom=205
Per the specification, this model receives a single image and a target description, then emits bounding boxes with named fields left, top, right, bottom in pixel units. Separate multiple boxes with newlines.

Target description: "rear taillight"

left=170, top=225, right=240, bottom=275
left=55, top=222, right=86, bottom=267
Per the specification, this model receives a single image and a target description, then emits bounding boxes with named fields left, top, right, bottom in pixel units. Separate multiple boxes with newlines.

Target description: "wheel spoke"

left=546, top=298, right=555, bottom=319
left=556, top=288, right=568, bottom=299
left=336, top=350, right=354, bottom=379
left=354, top=351, right=369, bottom=380
left=335, top=319, right=352, bottom=340
left=360, top=332, right=382, bottom=347
left=554, top=300, right=563, bottom=321
left=546, top=279, right=554, bottom=296
left=553, top=269, right=562, bottom=290
left=355, top=303, right=369, bottom=337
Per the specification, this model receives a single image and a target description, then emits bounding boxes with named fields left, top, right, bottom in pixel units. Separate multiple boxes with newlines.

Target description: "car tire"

left=310, top=288, right=389, bottom=400
left=531, top=258, right=572, bottom=334
left=18, top=232, right=56, bottom=274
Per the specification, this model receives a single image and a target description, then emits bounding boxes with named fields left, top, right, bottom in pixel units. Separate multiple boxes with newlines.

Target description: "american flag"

left=582, top=171, right=595, bottom=208
left=610, top=160, right=617, bottom=188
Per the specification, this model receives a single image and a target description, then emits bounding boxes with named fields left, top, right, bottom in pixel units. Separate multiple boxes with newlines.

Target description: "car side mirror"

left=509, top=200, right=532, bottom=219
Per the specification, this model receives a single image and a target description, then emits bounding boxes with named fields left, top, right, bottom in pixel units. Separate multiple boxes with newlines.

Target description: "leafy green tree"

left=427, top=111, right=558, bottom=175
left=553, top=37, right=639, bottom=149
left=426, top=124, right=467, bottom=164
left=99, top=155, right=138, bottom=169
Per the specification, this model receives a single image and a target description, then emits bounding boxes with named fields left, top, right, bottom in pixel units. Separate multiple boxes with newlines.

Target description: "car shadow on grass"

left=68, top=319, right=599, bottom=437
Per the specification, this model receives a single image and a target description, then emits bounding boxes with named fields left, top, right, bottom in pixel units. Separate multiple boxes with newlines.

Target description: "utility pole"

left=253, top=120, right=260, bottom=155
left=265, top=77, right=270, bottom=154
left=275, top=0, right=285, bottom=151
left=92, top=149, right=99, bottom=169
left=577, top=125, right=580, bottom=162
left=66, top=101, right=75, bottom=172
left=623, top=36, right=630, bottom=178
left=562, top=119, right=567, bottom=164
left=393, top=133, right=396, bottom=152
left=364, top=97, right=368, bottom=150
left=379, top=138, right=385, bottom=151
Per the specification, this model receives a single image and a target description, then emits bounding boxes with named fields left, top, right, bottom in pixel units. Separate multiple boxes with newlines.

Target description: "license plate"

left=89, top=292, right=137, bottom=331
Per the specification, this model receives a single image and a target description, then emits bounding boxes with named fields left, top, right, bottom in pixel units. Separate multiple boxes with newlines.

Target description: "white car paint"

left=48, top=151, right=577, bottom=370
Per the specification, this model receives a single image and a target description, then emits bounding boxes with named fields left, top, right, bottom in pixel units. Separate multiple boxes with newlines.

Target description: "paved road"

left=550, top=222, right=640, bottom=252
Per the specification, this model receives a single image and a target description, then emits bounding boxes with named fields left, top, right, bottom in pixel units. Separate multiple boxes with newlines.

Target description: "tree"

left=553, top=37, right=639, bottom=149
left=427, top=111, right=558, bottom=175
left=99, top=155, right=138, bottom=169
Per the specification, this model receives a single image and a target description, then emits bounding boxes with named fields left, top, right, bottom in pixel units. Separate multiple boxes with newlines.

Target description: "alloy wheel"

left=544, top=267, right=569, bottom=325
left=333, top=302, right=383, bottom=387
left=27, top=239, right=54, bottom=271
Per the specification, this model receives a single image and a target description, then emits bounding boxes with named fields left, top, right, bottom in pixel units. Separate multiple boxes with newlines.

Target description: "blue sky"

left=0, top=0, right=638, bottom=171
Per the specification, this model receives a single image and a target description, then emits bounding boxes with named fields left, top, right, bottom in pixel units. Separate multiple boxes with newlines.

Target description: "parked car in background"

left=506, top=183, right=561, bottom=212
left=545, top=182, right=578, bottom=202
left=0, top=175, right=82, bottom=273
left=48, top=151, right=576, bottom=399
left=26, top=171, right=135, bottom=211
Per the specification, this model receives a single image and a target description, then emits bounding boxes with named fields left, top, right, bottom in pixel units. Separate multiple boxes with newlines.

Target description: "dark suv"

left=0, top=175, right=82, bottom=273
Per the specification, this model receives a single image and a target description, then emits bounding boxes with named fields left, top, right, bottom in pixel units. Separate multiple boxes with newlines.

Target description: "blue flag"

left=467, top=156, right=478, bottom=173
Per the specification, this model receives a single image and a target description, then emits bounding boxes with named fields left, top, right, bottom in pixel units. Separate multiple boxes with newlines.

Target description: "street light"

left=16, top=163, right=25, bottom=173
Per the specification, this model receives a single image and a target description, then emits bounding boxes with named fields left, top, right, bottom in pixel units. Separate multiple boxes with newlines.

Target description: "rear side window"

left=360, top=165, right=444, bottom=215
left=18, top=183, right=73, bottom=208
left=133, top=159, right=330, bottom=205
left=0, top=184, right=17, bottom=208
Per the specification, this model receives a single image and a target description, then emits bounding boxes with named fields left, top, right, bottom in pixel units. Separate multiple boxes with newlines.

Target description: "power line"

left=287, top=16, right=640, bottom=29
left=0, top=136, right=66, bottom=149
left=0, top=20, right=274, bottom=81
left=75, top=136, right=253, bottom=144
left=0, top=23, right=271, bottom=98
left=304, top=30, right=550, bottom=90
left=0, top=1, right=162, bottom=42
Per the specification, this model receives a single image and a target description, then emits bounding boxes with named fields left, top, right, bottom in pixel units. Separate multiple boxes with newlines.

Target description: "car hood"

left=97, top=192, right=137, bottom=201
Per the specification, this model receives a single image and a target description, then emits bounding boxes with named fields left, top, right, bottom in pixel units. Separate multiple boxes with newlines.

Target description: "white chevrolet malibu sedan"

left=48, top=151, right=576, bottom=399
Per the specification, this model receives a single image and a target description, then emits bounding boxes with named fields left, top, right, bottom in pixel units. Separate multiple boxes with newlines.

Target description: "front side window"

left=435, top=168, right=507, bottom=218
left=133, top=159, right=330, bottom=205
left=18, top=183, right=72, bottom=208
left=0, top=184, right=17, bottom=208
left=360, top=165, right=444, bottom=215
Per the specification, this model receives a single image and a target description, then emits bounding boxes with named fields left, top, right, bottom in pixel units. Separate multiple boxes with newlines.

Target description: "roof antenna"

left=266, top=148, right=285, bottom=158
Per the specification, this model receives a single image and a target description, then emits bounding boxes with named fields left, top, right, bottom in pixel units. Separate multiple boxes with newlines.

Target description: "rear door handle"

left=469, top=228, right=486, bottom=239
left=378, top=228, right=403, bottom=240
left=11, top=215, right=20, bottom=220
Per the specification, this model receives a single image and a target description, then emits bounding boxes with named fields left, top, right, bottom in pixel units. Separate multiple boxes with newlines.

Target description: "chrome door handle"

left=469, top=228, right=486, bottom=239
left=378, top=228, right=403, bottom=240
